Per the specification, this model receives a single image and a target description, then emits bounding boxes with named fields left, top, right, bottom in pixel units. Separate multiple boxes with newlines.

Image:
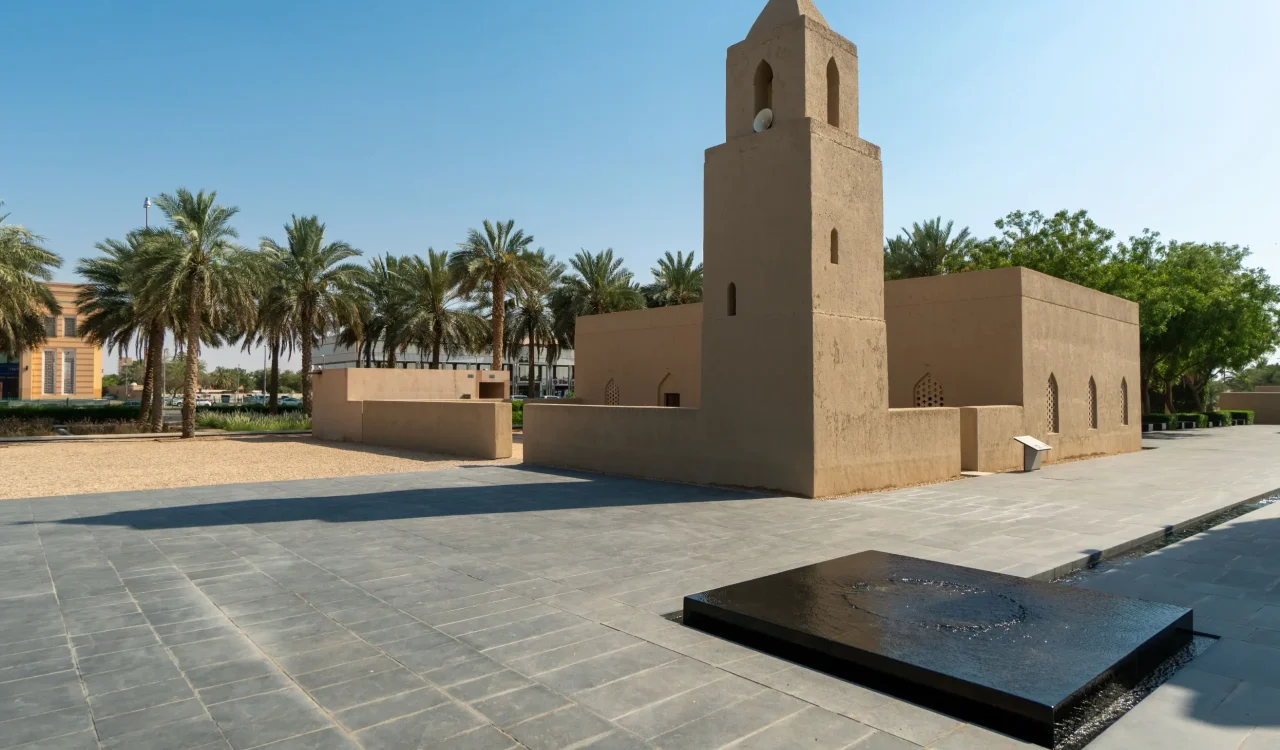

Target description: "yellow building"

left=0, top=283, right=103, bottom=401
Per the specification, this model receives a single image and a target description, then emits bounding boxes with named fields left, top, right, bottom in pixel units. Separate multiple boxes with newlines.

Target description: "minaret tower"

left=700, top=0, right=889, bottom=496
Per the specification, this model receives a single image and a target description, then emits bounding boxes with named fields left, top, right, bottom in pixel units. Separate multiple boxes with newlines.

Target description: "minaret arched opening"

left=754, top=60, right=773, bottom=115
left=826, top=58, right=840, bottom=127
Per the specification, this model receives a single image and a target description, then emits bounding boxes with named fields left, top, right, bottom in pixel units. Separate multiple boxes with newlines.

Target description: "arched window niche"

left=826, top=58, right=840, bottom=127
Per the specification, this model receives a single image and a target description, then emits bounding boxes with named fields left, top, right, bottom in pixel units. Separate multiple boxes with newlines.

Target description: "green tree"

left=883, top=217, right=976, bottom=280
left=137, top=189, right=257, bottom=436
left=164, top=353, right=206, bottom=397
left=451, top=220, right=537, bottom=370
left=551, top=249, right=645, bottom=345
left=966, top=210, right=1117, bottom=290
left=645, top=251, right=703, bottom=307
left=505, top=250, right=565, bottom=398
left=401, top=249, right=487, bottom=369
left=260, top=216, right=362, bottom=413
left=76, top=230, right=177, bottom=428
left=359, top=254, right=413, bottom=369
left=278, top=369, right=304, bottom=393
left=0, top=204, right=62, bottom=356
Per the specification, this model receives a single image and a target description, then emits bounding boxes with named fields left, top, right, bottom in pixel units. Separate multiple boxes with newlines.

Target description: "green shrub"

left=511, top=400, right=524, bottom=428
left=194, top=411, right=311, bottom=431
left=1221, top=409, right=1255, bottom=425
left=1171, top=412, right=1208, bottom=428
left=196, top=403, right=304, bottom=414
left=1143, top=413, right=1174, bottom=427
left=0, top=404, right=141, bottom=422
left=0, top=417, right=157, bottom=437
left=1206, top=411, right=1229, bottom=427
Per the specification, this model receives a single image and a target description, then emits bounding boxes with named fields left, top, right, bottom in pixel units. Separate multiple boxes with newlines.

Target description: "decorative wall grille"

left=42, top=350, right=56, bottom=394
left=605, top=379, right=619, bottom=405
left=1120, top=379, right=1129, bottom=426
left=913, top=373, right=944, bottom=408
left=63, top=350, right=76, bottom=395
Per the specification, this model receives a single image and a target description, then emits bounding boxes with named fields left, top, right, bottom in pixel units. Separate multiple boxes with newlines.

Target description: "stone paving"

left=2, top=426, right=1279, bottom=749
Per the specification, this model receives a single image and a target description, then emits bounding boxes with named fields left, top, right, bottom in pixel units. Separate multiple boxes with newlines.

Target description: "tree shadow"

left=37, top=465, right=763, bottom=531
left=1068, top=509, right=1280, bottom=730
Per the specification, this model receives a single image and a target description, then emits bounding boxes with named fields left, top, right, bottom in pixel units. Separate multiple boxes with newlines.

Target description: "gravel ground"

left=0, top=434, right=523, bottom=500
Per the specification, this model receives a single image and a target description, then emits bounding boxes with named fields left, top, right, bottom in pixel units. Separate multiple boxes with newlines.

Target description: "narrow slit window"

left=754, top=60, right=773, bottom=114
left=1088, top=377, right=1098, bottom=429
left=826, top=58, right=840, bottom=127
left=1047, top=374, right=1060, bottom=434
left=830, top=229, right=839, bottom=264
left=727, top=283, right=737, bottom=317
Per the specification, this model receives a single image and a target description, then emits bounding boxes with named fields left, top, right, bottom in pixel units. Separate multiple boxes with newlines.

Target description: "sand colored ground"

left=0, top=434, right=523, bottom=500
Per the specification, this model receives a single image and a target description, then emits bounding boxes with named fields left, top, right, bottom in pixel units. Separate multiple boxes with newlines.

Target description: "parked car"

left=279, top=396, right=302, bottom=407
left=195, top=398, right=213, bottom=407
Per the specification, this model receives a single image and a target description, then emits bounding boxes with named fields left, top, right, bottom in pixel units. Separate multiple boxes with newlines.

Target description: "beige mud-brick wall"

left=311, top=370, right=364, bottom=442
left=344, top=368, right=508, bottom=401
left=885, top=268, right=1025, bottom=409
left=1218, top=392, right=1280, bottom=424
left=1018, top=268, right=1141, bottom=461
left=959, top=406, right=1025, bottom=472
left=524, top=404, right=702, bottom=482
left=574, top=304, right=703, bottom=407
left=362, top=400, right=512, bottom=459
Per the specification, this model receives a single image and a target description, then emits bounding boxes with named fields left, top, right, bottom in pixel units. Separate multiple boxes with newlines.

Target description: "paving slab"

left=1, top=427, right=1279, bottom=748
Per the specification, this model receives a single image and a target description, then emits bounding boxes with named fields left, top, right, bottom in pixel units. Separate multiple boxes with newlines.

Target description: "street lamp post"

left=143, top=197, right=151, bottom=229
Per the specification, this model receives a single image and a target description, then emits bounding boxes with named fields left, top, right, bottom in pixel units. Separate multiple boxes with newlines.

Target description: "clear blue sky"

left=4, top=0, right=1277, bottom=371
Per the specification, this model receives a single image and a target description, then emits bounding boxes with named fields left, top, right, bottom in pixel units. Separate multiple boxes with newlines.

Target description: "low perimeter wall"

left=523, top=404, right=702, bottom=483
left=362, top=400, right=511, bottom=459
left=960, top=406, right=1025, bottom=472
left=1218, top=392, right=1280, bottom=425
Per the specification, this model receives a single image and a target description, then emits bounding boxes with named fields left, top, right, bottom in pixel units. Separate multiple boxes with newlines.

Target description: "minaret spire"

left=748, top=0, right=828, bottom=39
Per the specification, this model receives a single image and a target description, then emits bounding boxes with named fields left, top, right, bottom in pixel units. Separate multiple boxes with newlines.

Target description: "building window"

left=664, top=393, right=681, bottom=407
left=830, top=229, right=839, bottom=265
left=1120, top=378, right=1129, bottom=426
left=42, top=350, right=56, bottom=394
left=727, top=283, right=737, bottom=317
left=605, top=379, right=620, bottom=405
left=913, top=373, right=944, bottom=408
left=754, top=60, right=773, bottom=115
left=44, top=317, right=57, bottom=337
left=63, top=350, right=77, bottom=395
left=1087, top=377, right=1098, bottom=429
left=63, top=317, right=77, bottom=338
left=1047, top=374, right=1060, bottom=434
left=826, top=58, right=840, bottom=127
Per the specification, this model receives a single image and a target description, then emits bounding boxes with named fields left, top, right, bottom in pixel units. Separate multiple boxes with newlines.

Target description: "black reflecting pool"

left=682, top=551, right=1193, bottom=748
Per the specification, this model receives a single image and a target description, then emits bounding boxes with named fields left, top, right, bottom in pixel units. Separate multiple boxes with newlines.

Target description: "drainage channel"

left=1056, top=491, right=1280, bottom=586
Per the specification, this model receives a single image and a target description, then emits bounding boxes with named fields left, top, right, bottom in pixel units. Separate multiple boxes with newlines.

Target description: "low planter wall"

left=361, top=400, right=512, bottom=459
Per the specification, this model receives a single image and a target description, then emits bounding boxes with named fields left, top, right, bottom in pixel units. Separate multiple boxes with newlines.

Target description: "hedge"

left=1170, top=412, right=1209, bottom=428
left=195, top=403, right=305, bottom=414
left=1221, top=409, right=1255, bottom=425
left=1143, top=413, right=1174, bottom=427
left=1206, top=411, right=1229, bottom=427
left=0, top=405, right=141, bottom=422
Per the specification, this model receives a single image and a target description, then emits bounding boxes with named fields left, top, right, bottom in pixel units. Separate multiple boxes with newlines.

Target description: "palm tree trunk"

left=268, top=338, right=280, bottom=415
left=147, top=323, right=165, bottom=432
left=353, top=336, right=361, bottom=368
left=526, top=331, right=536, bottom=398
left=386, top=340, right=397, bottom=369
left=491, top=274, right=506, bottom=371
left=431, top=329, right=442, bottom=370
left=139, top=343, right=154, bottom=426
left=181, top=297, right=201, bottom=438
left=301, top=312, right=314, bottom=415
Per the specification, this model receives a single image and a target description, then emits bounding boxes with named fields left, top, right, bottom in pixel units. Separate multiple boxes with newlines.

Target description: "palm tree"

left=645, top=251, right=703, bottom=307
left=505, top=250, right=565, bottom=398
left=401, top=249, right=487, bottom=369
left=883, top=217, right=975, bottom=280
left=0, top=204, right=62, bottom=357
left=451, top=220, right=537, bottom=370
left=552, top=249, right=645, bottom=345
left=360, top=254, right=412, bottom=368
left=135, top=189, right=257, bottom=437
left=260, top=216, right=363, bottom=414
left=77, top=232, right=158, bottom=424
